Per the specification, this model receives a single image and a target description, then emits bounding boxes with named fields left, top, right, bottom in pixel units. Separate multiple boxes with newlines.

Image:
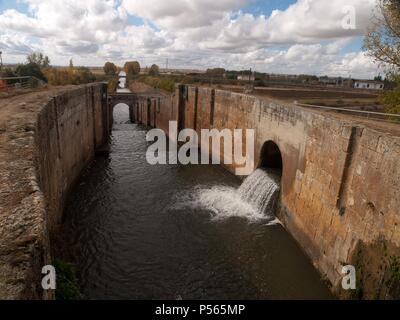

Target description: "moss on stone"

left=349, top=239, right=400, bottom=300
left=54, top=259, right=81, bottom=300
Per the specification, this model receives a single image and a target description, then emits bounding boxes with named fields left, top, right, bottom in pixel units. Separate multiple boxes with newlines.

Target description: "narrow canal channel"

left=62, top=104, right=332, bottom=299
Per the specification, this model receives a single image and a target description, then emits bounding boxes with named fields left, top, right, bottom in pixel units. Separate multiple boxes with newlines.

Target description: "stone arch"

left=112, top=103, right=131, bottom=124
left=108, top=97, right=137, bottom=126
left=258, top=140, right=283, bottom=174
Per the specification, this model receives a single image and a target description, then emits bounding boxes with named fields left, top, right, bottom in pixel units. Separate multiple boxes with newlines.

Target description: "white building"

left=237, top=74, right=255, bottom=81
left=354, top=80, right=384, bottom=90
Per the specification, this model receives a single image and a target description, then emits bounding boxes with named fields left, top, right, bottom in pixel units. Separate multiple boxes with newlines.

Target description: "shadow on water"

left=62, top=104, right=333, bottom=300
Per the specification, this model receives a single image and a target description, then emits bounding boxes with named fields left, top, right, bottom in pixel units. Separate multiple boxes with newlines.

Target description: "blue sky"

left=0, top=0, right=380, bottom=78
left=0, top=0, right=298, bottom=15
left=244, top=0, right=297, bottom=15
left=0, top=0, right=29, bottom=14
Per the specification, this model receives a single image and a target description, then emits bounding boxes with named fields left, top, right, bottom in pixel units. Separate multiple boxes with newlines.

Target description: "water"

left=62, top=105, right=332, bottom=300
left=239, top=168, right=280, bottom=217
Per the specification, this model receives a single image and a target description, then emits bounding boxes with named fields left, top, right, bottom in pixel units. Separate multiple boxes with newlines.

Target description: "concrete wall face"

left=36, top=85, right=108, bottom=230
left=0, top=84, right=109, bottom=299
left=136, top=85, right=400, bottom=294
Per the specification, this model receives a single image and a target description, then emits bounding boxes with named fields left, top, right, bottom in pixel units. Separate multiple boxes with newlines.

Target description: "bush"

left=141, top=76, right=175, bottom=92
left=43, top=67, right=96, bottom=86
left=16, top=62, right=47, bottom=82
left=107, top=78, right=118, bottom=93
left=53, top=259, right=81, bottom=300
left=380, top=75, right=400, bottom=115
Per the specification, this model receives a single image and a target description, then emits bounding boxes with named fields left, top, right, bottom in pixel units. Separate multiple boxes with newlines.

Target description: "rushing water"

left=174, top=169, right=280, bottom=224
left=62, top=104, right=332, bottom=300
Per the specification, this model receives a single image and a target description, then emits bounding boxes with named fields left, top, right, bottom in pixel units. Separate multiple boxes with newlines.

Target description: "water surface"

left=63, top=105, right=332, bottom=300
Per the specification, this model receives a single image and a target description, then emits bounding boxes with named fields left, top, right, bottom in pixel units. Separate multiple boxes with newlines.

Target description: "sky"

left=0, top=0, right=386, bottom=78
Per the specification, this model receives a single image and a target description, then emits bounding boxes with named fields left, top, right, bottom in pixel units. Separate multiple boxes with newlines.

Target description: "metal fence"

left=294, top=102, right=400, bottom=123
left=0, top=76, right=45, bottom=92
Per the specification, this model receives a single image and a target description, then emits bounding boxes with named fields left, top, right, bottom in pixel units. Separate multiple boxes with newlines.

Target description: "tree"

left=103, top=62, right=118, bottom=75
left=43, top=66, right=95, bottom=86
left=27, top=52, right=50, bottom=68
left=206, top=68, right=226, bottom=75
left=380, top=75, right=400, bottom=114
left=364, top=0, right=400, bottom=69
left=16, top=62, right=47, bottom=82
left=149, top=64, right=160, bottom=76
left=69, top=59, right=74, bottom=69
left=124, top=61, right=141, bottom=76
left=364, top=0, right=400, bottom=114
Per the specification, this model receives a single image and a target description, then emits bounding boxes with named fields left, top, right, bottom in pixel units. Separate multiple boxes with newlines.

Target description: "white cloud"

left=121, top=0, right=247, bottom=29
left=0, top=0, right=384, bottom=78
left=200, top=0, right=377, bottom=51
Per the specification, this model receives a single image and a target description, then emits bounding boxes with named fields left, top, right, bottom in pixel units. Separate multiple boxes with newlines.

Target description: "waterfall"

left=174, top=168, right=281, bottom=223
left=238, top=168, right=280, bottom=217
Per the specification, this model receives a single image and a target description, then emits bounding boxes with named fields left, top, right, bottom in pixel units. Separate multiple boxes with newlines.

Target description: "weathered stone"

left=0, top=84, right=108, bottom=300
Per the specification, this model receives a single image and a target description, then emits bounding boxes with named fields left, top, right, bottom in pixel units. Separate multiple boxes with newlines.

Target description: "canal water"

left=62, top=105, right=332, bottom=300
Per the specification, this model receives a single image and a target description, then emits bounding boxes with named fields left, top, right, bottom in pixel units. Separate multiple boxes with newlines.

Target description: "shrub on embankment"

left=138, top=75, right=176, bottom=92
left=53, top=259, right=81, bottom=300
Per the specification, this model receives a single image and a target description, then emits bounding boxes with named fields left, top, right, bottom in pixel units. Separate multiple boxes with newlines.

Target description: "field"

left=211, top=85, right=382, bottom=110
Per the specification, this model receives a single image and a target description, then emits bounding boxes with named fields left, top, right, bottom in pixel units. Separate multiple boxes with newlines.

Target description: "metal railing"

left=0, top=76, right=45, bottom=92
left=294, top=101, right=400, bottom=123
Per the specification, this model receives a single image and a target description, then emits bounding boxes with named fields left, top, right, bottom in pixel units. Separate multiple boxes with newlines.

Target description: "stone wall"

left=0, top=84, right=109, bottom=299
left=36, top=85, right=108, bottom=230
left=136, top=85, right=400, bottom=296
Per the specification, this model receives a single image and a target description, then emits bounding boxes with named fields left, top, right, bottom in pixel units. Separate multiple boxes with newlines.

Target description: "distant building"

left=353, top=80, right=384, bottom=90
left=237, top=74, right=255, bottom=81
left=319, top=76, right=344, bottom=87
left=159, top=68, right=205, bottom=75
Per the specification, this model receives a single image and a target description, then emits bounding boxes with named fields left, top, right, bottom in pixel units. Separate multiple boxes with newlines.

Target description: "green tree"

left=206, top=68, right=226, bottom=75
left=364, top=0, right=400, bottom=114
left=16, top=62, right=47, bottom=82
left=149, top=64, right=160, bottom=76
left=27, top=52, right=50, bottom=68
left=380, top=75, right=400, bottom=114
left=103, top=62, right=118, bottom=75
left=124, top=61, right=141, bottom=76
left=69, top=59, right=74, bottom=69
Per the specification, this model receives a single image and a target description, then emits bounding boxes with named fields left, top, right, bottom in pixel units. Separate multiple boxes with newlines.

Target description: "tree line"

left=2, top=53, right=96, bottom=86
left=103, top=61, right=160, bottom=77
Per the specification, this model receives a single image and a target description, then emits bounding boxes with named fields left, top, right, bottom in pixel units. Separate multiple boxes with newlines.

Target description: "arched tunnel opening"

left=258, top=141, right=283, bottom=178
left=113, top=103, right=132, bottom=125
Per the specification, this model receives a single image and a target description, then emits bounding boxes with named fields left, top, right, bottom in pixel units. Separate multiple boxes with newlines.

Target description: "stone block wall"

left=0, top=84, right=109, bottom=299
left=139, top=85, right=400, bottom=296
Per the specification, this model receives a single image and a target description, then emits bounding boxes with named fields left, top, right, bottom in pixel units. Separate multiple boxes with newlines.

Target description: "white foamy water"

left=174, top=169, right=281, bottom=224
left=238, top=168, right=280, bottom=216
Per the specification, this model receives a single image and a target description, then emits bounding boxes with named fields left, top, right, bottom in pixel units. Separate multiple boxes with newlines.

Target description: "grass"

left=386, top=256, right=400, bottom=298
left=298, top=98, right=381, bottom=108
left=53, top=259, right=81, bottom=300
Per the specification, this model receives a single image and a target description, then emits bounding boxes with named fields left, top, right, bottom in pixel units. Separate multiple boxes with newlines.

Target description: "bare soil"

left=129, top=81, right=170, bottom=96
